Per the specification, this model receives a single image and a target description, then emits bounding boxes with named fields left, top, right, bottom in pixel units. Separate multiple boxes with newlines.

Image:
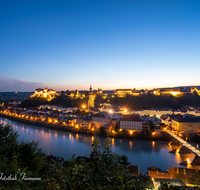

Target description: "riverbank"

left=0, top=113, right=73, bottom=132
left=0, top=113, right=184, bottom=174
left=0, top=113, right=171, bottom=141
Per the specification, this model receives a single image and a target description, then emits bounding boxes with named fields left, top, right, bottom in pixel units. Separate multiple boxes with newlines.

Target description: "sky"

left=0, top=0, right=200, bottom=92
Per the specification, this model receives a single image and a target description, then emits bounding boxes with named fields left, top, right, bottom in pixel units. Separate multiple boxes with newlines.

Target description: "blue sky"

left=0, top=0, right=200, bottom=92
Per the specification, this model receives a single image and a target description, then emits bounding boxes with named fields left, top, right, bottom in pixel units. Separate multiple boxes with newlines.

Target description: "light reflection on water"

left=0, top=116, right=189, bottom=173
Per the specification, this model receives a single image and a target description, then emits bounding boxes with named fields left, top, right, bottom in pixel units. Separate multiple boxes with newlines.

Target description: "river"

left=0, top=116, right=185, bottom=173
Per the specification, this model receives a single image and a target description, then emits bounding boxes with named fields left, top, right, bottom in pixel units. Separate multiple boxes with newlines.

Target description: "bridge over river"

left=166, top=129, right=200, bottom=156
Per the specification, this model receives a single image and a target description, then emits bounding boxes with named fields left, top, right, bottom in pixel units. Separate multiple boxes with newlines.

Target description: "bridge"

left=165, top=129, right=200, bottom=157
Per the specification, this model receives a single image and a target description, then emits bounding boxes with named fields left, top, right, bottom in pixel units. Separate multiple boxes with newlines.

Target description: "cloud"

left=0, top=76, right=45, bottom=92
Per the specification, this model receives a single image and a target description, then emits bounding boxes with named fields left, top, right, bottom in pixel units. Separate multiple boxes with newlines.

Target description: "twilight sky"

left=0, top=0, right=200, bottom=92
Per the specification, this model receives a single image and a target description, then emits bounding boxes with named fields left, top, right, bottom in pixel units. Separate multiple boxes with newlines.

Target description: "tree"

left=0, top=124, right=46, bottom=189
left=119, top=155, right=130, bottom=165
left=0, top=123, right=147, bottom=189
left=74, top=109, right=88, bottom=116
left=67, top=135, right=142, bottom=189
left=114, top=122, right=120, bottom=132
left=171, top=99, right=178, bottom=109
left=20, top=97, right=47, bottom=108
left=3, top=102, right=9, bottom=108
left=98, top=126, right=107, bottom=137
left=132, top=88, right=136, bottom=93
left=60, top=91, right=66, bottom=97
left=50, top=96, right=71, bottom=107
left=149, top=120, right=155, bottom=132
left=66, top=90, right=70, bottom=95
left=179, top=86, right=184, bottom=92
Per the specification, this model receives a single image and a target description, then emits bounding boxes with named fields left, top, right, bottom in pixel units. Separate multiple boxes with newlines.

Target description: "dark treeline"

left=20, top=96, right=88, bottom=108
left=108, top=93, right=200, bottom=110
left=20, top=97, right=47, bottom=108
left=20, top=93, right=200, bottom=109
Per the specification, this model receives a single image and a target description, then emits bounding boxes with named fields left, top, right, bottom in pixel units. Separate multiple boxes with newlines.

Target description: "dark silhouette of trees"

left=50, top=96, right=71, bottom=107
left=98, top=126, right=108, bottom=137
left=110, top=93, right=200, bottom=110
left=114, top=122, right=120, bottom=132
left=74, top=109, right=88, bottom=116
left=0, top=124, right=148, bottom=189
left=20, top=97, right=47, bottom=108
left=149, top=120, right=155, bottom=132
left=60, top=91, right=66, bottom=97
left=179, top=86, right=185, bottom=92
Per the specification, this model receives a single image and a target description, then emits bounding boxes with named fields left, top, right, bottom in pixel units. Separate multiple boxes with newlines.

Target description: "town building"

left=97, top=88, right=103, bottom=95
left=115, top=89, right=132, bottom=97
left=147, top=166, right=171, bottom=180
left=91, top=112, right=111, bottom=129
left=171, top=114, right=200, bottom=133
left=120, top=114, right=143, bottom=131
left=31, top=88, right=57, bottom=101
left=147, top=166, right=189, bottom=189
left=88, top=85, right=95, bottom=108
left=185, top=87, right=200, bottom=95
left=160, top=114, right=171, bottom=126
left=168, top=167, right=200, bottom=184
left=153, top=88, right=183, bottom=97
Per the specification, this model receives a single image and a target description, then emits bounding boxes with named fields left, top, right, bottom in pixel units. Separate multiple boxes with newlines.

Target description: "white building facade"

left=120, top=115, right=143, bottom=131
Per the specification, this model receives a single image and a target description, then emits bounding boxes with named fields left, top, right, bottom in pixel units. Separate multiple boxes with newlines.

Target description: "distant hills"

left=168, top=85, right=200, bottom=90
left=0, top=85, right=200, bottom=94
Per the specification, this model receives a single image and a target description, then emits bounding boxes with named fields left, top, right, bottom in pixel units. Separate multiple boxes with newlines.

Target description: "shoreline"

left=0, top=113, right=73, bottom=133
left=0, top=113, right=171, bottom=141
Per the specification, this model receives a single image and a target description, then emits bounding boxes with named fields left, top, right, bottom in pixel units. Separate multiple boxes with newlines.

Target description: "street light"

left=82, top=105, right=86, bottom=109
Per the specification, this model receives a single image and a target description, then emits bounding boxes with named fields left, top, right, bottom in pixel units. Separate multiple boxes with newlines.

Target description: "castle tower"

left=88, top=85, right=95, bottom=110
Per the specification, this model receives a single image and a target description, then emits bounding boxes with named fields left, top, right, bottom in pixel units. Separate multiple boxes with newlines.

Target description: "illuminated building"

left=147, top=166, right=171, bottom=179
left=97, top=88, right=102, bottom=95
left=153, top=88, right=183, bottom=97
left=88, top=85, right=95, bottom=109
left=120, top=114, right=143, bottom=131
left=168, top=167, right=200, bottom=184
left=171, top=114, right=200, bottom=133
left=185, top=87, right=200, bottom=95
left=91, top=112, right=110, bottom=128
left=31, top=88, right=57, bottom=101
left=115, top=89, right=132, bottom=97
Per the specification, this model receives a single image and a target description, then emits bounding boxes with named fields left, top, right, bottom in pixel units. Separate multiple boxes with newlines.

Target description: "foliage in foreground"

left=1, top=123, right=198, bottom=189
left=0, top=124, right=144, bottom=189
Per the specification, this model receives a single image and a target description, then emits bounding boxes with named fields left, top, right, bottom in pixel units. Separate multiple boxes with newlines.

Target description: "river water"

left=0, top=116, right=186, bottom=173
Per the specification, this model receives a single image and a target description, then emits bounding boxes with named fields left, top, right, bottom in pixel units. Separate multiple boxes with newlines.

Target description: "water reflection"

left=152, top=141, right=155, bottom=147
left=0, top=116, right=186, bottom=173
left=129, top=141, right=132, bottom=149
left=112, top=138, right=114, bottom=146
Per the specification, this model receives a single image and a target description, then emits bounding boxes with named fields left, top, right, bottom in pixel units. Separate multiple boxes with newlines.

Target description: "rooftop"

left=120, top=114, right=142, bottom=122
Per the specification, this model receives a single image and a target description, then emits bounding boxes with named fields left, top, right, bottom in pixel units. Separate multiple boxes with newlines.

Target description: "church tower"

left=88, top=85, right=95, bottom=110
